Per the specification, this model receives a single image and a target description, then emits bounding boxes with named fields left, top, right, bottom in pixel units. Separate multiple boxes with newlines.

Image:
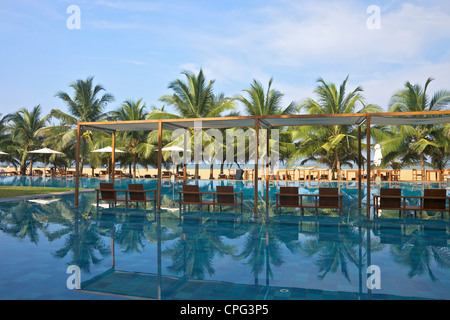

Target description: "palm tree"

left=236, top=78, right=298, bottom=171
left=49, top=76, right=114, bottom=173
left=107, top=99, right=156, bottom=178
left=290, top=76, right=381, bottom=176
left=6, top=105, right=50, bottom=175
left=386, top=78, right=450, bottom=177
left=236, top=78, right=298, bottom=116
left=156, top=69, right=236, bottom=178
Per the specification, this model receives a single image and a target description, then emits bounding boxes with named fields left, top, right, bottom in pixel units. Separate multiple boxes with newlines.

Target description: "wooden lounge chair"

left=56, top=168, right=67, bottom=177
left=215, top=186, right=243, bottom=211
left=421, top=189, right=450, bottom=217
left=32, top=169, right=43, bottom=176
left=162, top=171, right=172, bottom=179
left=127, top=184, right=157, bottom=208
left=218, top=173, right=228, bottom=179
left=178, top=185, right=214, bottom=211
left=227, top=169, right=236, bottom=180
left=96, top=183, right=127, bottom=207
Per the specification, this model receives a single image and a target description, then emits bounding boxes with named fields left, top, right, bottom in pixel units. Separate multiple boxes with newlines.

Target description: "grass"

left=0, top=186, right=76, bottom=199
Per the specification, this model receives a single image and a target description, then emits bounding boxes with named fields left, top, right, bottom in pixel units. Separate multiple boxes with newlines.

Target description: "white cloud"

left=178, top=1, right=450, bottom=109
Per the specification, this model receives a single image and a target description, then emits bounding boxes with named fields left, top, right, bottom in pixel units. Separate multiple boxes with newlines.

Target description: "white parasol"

left=91, top=146, right=125, bottom=178
left=28, top=148, right=64, bottom=179
left=91, top=146, right=125, bottom=153
left=162, top=145, right=190, bottom=178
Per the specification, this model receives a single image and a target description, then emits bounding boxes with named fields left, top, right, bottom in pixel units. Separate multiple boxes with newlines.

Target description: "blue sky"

left=1, top=0, right=450, bottom=119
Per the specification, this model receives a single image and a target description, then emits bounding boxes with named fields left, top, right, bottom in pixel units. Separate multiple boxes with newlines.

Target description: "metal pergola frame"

left=75, top=111, right=450, bottom=219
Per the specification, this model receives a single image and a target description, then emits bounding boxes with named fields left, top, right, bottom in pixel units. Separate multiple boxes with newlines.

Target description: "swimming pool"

left=0, top=187, right=448, bottom=300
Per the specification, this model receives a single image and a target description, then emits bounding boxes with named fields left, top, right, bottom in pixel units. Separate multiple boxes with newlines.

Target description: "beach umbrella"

left=0, top=151, right=8, bottom=155
left=28, top=148, right=64, bottom=179
left=91, top=146, right=125, bottom=177
left=162, top=145, right=190, bottom=177
left=293, top=166, right=317, bottom=170
left=91, top=146, right=125, bottom=153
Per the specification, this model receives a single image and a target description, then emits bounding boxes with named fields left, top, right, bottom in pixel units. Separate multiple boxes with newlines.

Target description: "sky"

left=1, top=0, right=450, bottom=119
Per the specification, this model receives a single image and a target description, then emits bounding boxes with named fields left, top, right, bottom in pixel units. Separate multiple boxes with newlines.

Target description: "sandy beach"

left=1, top=166, right=448, bottom=182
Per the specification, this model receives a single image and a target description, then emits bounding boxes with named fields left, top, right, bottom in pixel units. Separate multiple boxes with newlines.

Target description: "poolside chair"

left=276, top=186, right=299, bottom=210
left=96, top=183, right=127, bottom=207
left=421, top=189, right=449, bottom=217
left=215, top=186, right=243, bottom=211
left=377, top=188, right=401, bottom=210
left=179, top=185, right=213, bottom=211
left=318, top=188, right=343, bottom=212
left=127, top=184, right=157, bottom=209
left=373, top=188, right=420, bottom=217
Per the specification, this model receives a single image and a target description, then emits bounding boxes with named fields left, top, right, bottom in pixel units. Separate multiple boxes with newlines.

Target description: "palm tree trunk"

left=209, top=162, right=214, bottom=179
left=195, top=164, right=199, bottom=180
left=28, top=157, right=33, bottom=176
left=421, top=153, right=425, bottom=181
left=133, top=153, right=137, bottom=178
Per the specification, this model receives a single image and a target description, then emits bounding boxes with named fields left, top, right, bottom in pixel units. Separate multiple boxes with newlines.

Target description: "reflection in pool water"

left=0, top=188, right=448, bottom=300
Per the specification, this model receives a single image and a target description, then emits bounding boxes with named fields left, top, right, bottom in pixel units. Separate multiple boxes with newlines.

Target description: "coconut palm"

left=5, top=105, right=50, bottom=175
left=155, top=69, right=236, bottom=178
left=289, top=76, right=381, bottom=176
left=107, top=99, right=156, bottom=178
left=236, top=78, right=298, bottom=116
left=385, top=78, right=450, bottom=177
left=236, top=78, right=297, bottom=170
left=49, top=76, right=114, bottom=172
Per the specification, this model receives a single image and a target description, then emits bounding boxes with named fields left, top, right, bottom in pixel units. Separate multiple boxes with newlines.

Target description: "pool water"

left=0, top=182, right=449, bottom=300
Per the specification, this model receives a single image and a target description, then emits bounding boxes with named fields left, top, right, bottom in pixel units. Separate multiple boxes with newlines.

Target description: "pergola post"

left=75, top=123, right=81, bottom=207
left=111, top=131, right=116, bottom=184
left=366, top=115, right=371, bottom=219
left=266, top=125, right=270, bottom=207
left=358, top=125, right=362, bottom=209
left=157, top=121, right=163, bottom=211
left=183, top=130, right=187, bottom=184
left=254, top=118, right=259, bottom=217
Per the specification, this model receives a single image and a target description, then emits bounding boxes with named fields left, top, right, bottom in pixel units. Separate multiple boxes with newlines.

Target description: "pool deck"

left=0, top=188, right=95, bottom=203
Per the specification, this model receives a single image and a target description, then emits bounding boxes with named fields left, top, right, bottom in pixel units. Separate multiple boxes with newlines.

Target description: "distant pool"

left=0, top=189, right=448, bottom=300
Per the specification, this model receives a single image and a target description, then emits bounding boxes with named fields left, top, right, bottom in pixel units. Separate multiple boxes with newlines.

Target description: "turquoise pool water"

left=0, top=181, right=448, bottom=300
